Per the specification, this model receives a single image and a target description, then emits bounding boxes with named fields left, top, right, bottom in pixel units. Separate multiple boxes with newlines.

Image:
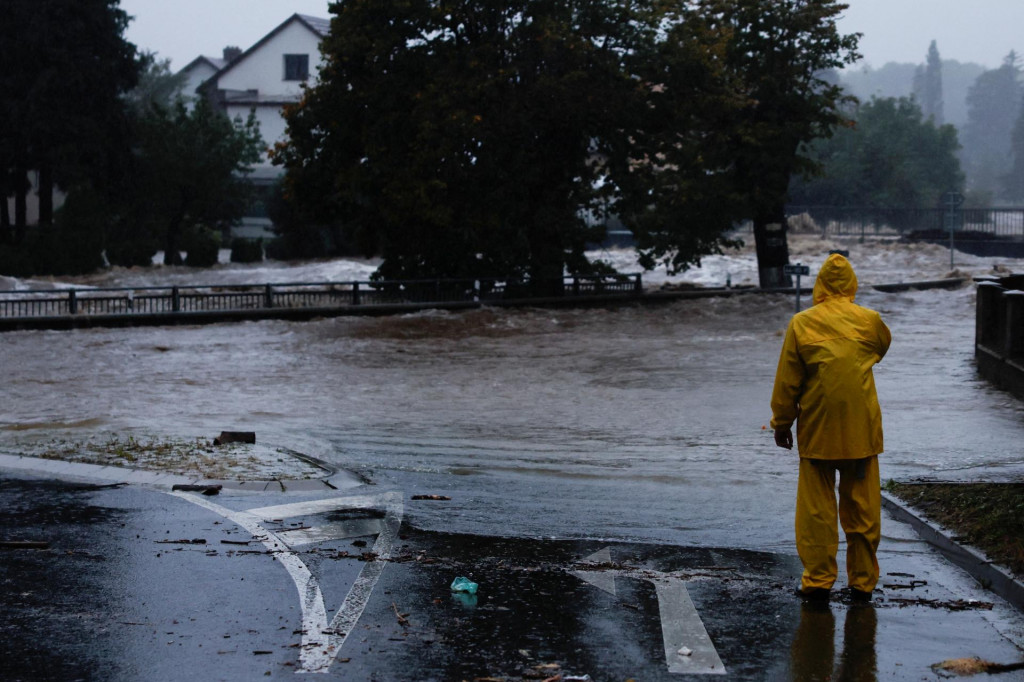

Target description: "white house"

left=184, top=14, right=330, bottom=238
left=177, top=53, right=228, bottom=108
left=199, top=14, right=329, bottom=167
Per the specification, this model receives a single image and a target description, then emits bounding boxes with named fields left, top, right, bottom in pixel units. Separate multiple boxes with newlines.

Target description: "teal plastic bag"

left=450, top=576, right=478, bottom=594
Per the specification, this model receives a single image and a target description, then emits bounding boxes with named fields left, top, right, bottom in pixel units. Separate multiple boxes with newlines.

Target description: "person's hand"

left=774, top=427, right=793, bottom=450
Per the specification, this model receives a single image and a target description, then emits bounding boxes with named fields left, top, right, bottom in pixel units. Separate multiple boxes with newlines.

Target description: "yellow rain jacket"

left=770, top=254, right=891, bottom=459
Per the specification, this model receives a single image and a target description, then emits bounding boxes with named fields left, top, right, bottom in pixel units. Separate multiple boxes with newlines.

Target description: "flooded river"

left=2, top=236, right=1022, bottom=552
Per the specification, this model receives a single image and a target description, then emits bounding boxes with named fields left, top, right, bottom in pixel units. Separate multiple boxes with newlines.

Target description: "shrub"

left=229, top=237, right=263, bottom=263
left=182, top=226, right=221, bottom=267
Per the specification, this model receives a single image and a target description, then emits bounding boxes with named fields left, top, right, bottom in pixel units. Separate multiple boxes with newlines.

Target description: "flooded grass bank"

left=886, top=481, right=1024, bottom=575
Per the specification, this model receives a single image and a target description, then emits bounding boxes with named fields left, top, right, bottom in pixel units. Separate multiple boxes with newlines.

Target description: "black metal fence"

left=785, top=206, right=1024, bottom=239
left=0, top=274, right=643, bottom=321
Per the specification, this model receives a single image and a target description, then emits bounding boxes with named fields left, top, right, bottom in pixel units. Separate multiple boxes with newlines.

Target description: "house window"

left=284, top=54, right=309, bottom=81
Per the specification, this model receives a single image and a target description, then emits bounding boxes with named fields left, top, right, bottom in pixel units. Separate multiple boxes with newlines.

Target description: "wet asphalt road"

left=2, top=472, right=1023, bottom=681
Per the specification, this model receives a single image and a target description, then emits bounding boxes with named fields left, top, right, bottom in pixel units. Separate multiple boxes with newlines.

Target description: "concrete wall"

left=975, top=277, right=1024, bottom=400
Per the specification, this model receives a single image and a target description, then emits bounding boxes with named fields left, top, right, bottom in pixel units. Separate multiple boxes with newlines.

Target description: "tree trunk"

left=527, top=220, right=565, bottom=298
left=13, top=168, right=28, bottom=241
left=37, top=164, right=53, bottom=227
left=0, top=173, right=10, bottom=244
left=752, top=201, right=792, bottom=289
left=164, top=215, right=185, bottom=265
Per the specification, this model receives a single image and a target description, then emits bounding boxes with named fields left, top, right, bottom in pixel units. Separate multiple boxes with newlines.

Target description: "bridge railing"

left=0, top=273, right=643, bottom=320
left=786, top=206, right=1024, bottom=238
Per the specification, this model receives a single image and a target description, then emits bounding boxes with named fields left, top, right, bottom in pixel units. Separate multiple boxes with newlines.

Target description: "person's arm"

left=770, top=320, right=804, bottom=450
left=875, top=314, right=892, bottom=361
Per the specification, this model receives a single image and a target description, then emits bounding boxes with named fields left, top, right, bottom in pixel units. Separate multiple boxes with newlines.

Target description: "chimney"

left=223, top=46, right=242, bottom=62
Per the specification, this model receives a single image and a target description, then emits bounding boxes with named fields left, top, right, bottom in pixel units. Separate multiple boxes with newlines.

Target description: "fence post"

left=634, top=273, right=643, bottom=295
left=573, top=277, right=579, bottom=297
left=976, top=281, right=1003, bottom=355
left=172, top=286, right=180, bottom=312
left=1003, top=290, right=1024, bottom=360
left=264, top=284, right=274, bottom=309
left=353, top=282, right=361, bottom=305
left=68, top=289, right=77, bottom=315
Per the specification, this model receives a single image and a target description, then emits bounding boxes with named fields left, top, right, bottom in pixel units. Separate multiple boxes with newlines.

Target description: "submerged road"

left=1, top=471, right=1022, bottom=681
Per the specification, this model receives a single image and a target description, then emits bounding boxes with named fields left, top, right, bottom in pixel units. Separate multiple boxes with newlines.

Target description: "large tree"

left=275, top=0, right=859, bottom=288
left=124, top=98, right=264, bottom=265
left=789, top=97, right=963, bottom=207
left=912, top=40, right=944, bottom=124
left=962, top=52, right=1022, bottom=199
left=276, top=0, right=655, bottom=289
left=0, top=0, right=139, bottom=235
left=696, top=0, right=860, bottom=288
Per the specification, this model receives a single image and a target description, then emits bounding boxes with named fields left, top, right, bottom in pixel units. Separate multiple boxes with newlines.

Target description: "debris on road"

left=451, top=576, right=479, bottom=594
left=412, top=494, right=452, bottom=501
left=0, top=540, right=49, bottom=550
left=155, top=538, right=207, bottom=545
left=932, top=657, right=1024, bottom=675
left=171, top=484, right=223, bottom=495
left=391, top=602, right=410, bottom=627
left=883, top=579, right=928, bottom=589
left=214, top=431, right=256, bottom=446
left=890, top=597, right=994, bottom=611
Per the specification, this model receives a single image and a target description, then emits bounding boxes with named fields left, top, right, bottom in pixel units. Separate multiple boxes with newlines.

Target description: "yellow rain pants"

left=771, top=254, right=891, bottom=593
left=796, top=456, right=881, bottom=592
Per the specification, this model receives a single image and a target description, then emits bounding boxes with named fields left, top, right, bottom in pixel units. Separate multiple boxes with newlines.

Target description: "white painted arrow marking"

left=573, top=547, right=726, bottom=675
left=169, top=490, right=402, bottom=674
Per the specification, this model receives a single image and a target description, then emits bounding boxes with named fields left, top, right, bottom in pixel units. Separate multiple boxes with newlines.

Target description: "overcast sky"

left=120, top=0, right=1024, bottom=73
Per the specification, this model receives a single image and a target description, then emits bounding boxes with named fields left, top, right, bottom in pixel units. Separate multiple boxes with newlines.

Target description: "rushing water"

left=1, top=236, right=1022, bottom=552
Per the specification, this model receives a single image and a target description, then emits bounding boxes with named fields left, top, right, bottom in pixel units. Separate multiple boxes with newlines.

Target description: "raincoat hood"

left=812, top=254, right=858, bottom=305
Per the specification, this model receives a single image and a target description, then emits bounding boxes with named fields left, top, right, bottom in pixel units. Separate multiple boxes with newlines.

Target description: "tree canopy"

left=0, top=0, right=139, bottom=234
left=275, top=0, right=860, bottom=285
left=962, top=52, right=1022, bottom=198
left=912, top=40, right=944, bottom=124
left=788, top=96, right=964, bottom=207
left=122, top=98, right=264, bottom=265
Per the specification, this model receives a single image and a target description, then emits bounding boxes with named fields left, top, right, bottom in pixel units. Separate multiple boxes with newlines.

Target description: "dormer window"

left=284, top=54, right=310, bottom=81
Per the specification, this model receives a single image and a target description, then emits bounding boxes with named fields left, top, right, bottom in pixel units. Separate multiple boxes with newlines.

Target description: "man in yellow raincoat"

left=771, top=253, right=891, bottom=602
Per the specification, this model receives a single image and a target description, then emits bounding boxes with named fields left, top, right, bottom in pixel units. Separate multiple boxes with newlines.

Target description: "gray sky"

left=121, top=0, right=1024, bottom=73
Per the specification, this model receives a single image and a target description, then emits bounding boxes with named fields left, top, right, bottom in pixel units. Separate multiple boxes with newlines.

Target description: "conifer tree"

left=913, top=40, right=944, bottom=124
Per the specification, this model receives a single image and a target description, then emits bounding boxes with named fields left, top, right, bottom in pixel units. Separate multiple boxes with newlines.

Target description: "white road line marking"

left=247, top=494, right=389, bottom=520
left=573, top=546, right=726, bottom=676
left=571, top=547, right=617, bottom=596
left=278, top=518, right=384, bottom=547
left=655, top=580, right=726, bottom=675
left=169, top=490, right=402, bottom=674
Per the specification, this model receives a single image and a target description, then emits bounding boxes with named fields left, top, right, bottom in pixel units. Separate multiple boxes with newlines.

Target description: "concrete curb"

left=881, top=490, right=1024, bottom=612
left=871, top=277, right=969, bottom=293
left=0, top=452, right=364, bottom=493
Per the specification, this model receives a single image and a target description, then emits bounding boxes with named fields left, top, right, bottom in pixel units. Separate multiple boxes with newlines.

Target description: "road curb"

left=0, top=452, right=363, bottom=493
left=881, top=490, right=1024, bottom=612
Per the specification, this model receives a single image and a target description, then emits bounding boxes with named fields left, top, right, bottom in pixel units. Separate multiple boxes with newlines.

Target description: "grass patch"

left=28, top=434, right=324, bottom=480
left=885, top=481, right=1024, bottom=576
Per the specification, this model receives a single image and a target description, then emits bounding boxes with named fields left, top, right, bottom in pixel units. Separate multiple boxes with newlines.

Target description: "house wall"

left=218, top=20, right=324, bottom=98
left=182, top=61, right=218, bottom=102
left=224, top=104, right=288, bottom=164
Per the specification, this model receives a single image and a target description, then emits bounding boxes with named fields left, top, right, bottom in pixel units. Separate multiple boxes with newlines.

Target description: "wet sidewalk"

left=1, top=462, right=1023, bottom=681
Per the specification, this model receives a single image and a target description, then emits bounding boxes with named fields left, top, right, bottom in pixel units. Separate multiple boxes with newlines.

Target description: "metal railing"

left=0, top=273, right=643, bottom=320
left=785, top=206, right=1024, bottom=239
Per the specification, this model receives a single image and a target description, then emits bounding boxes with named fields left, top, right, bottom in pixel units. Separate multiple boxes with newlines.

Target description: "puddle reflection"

left=791, top=602, right=877, bottom=681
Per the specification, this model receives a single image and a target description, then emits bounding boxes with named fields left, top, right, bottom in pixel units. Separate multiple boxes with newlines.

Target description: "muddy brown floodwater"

left=2, top=243, right=1023, bottom=553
